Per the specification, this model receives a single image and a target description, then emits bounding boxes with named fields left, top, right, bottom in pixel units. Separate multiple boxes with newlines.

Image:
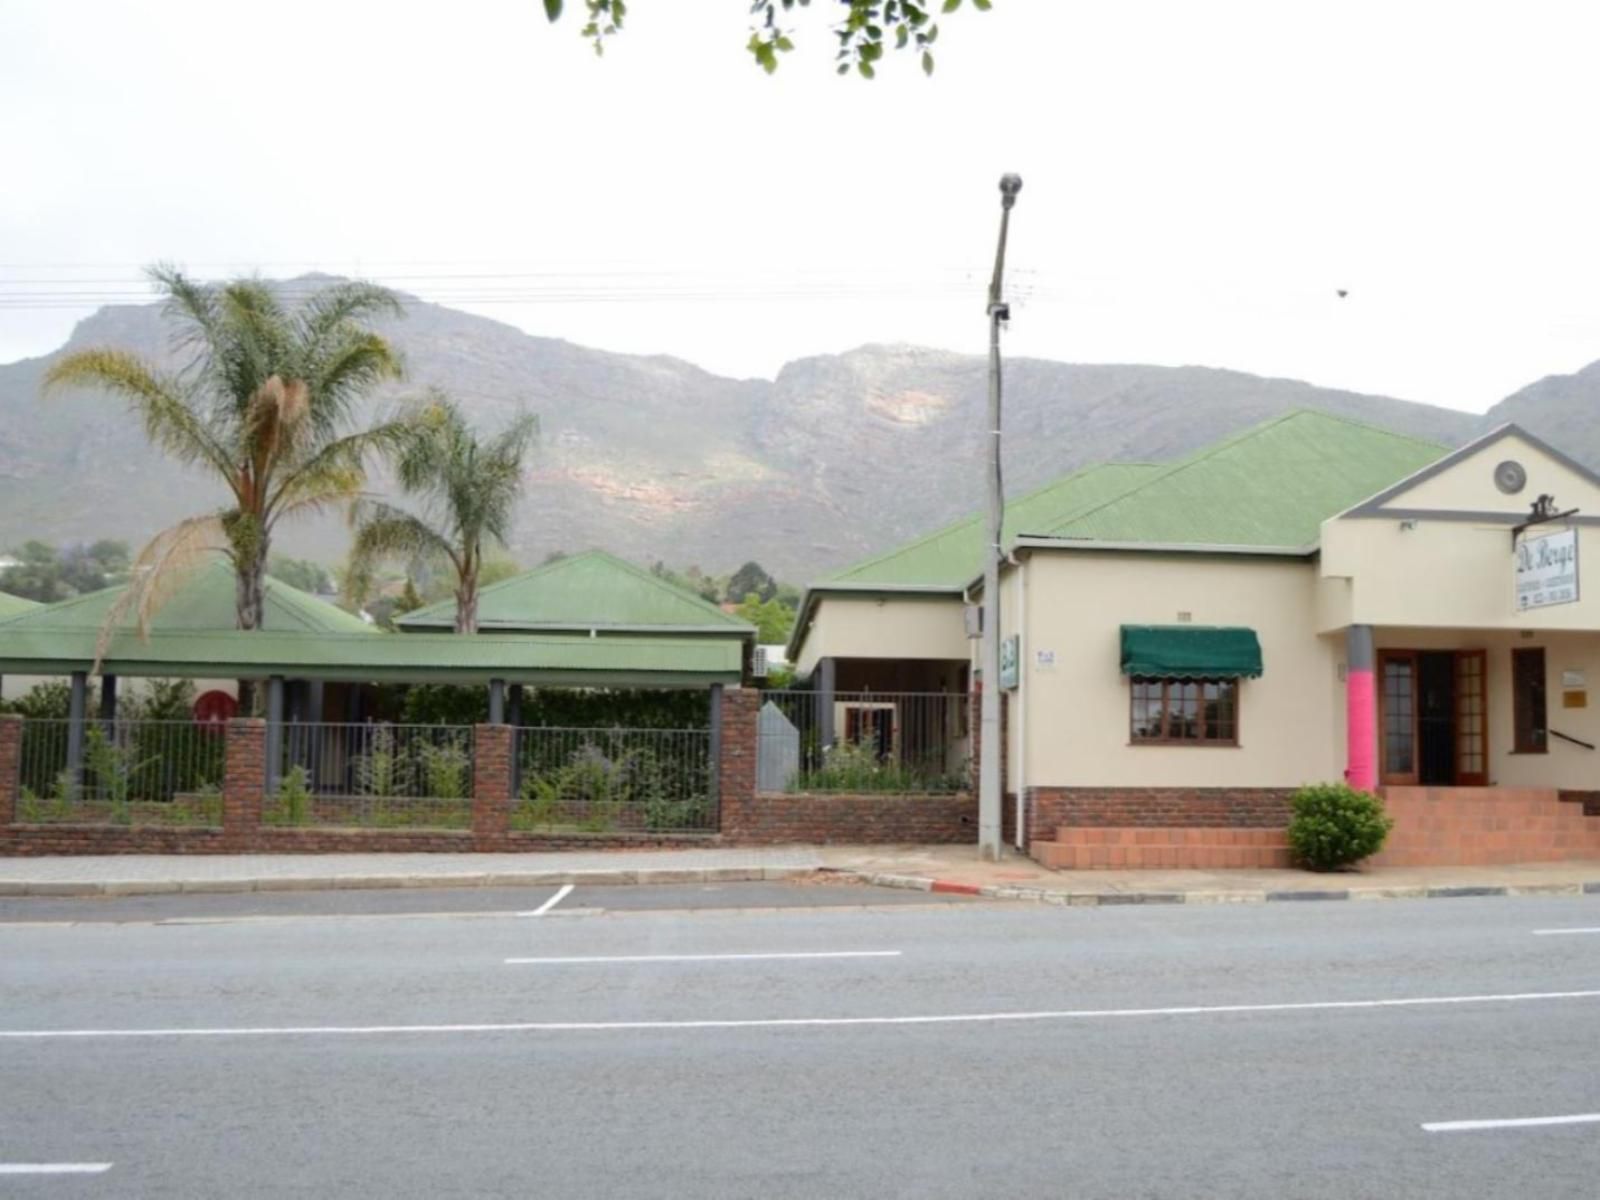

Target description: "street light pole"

left=979, top=172, right=1022, bottom=862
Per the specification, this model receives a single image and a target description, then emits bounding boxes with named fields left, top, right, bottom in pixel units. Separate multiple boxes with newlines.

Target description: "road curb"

left=0, top=865, right=816, bottom=898
left=825, top=870, right=1600, bottom=909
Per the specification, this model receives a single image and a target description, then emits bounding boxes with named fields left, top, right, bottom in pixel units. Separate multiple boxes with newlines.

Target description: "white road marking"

left=503, top=950, right=903, bottom=965
left=1532, top=927, right=1600, bottom=936
left=3, top=987, right=1597, bottom=1041
left=1423, top=1113, right=1600, bottom=1133
left=519, top=884, right=575, bottom=918
left=0, top=1163, right=112, bottom=1175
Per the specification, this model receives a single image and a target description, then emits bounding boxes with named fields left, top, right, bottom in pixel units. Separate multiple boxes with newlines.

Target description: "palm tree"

left=44, top=268, right=411, bottom=698
left=348, top=395, right=537, bottom=633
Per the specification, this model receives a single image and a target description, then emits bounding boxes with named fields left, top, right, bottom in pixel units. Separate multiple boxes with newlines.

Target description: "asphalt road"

left=3, top=894, right=1599, bottom=1198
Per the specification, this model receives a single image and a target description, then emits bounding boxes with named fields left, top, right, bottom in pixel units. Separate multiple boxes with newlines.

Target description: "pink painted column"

left=1345, top=624, right=1378, bottom=792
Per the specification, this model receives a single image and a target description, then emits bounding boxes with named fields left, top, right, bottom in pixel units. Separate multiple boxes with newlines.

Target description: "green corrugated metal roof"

left=828, top=463, right=1166, bottom=588
left=1034, top=411, right=1447, bottom=549
left=397, top=550, right=754, bottom=636
left=0, top=559, right=375, bottom=637
left=0, top=628, right=741, bottom=685
left=0, top=590, right=40, bottom=622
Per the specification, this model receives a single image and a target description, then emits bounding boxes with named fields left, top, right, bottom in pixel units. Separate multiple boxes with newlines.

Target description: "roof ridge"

left=1276, top=406, right=1452, bottom=452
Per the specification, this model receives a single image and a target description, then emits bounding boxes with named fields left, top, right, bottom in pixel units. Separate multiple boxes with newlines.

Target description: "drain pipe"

left=1011, top=552, right=1028, bottom=851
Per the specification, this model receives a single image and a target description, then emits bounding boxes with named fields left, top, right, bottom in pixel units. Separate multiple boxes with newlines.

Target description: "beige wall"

left=795, top=594, right=969, bottom=679
left=1321, top=431, right=1600, bottom=632
left=1371, top=628, right=1600, bottom=790
left=1017, top=552, right=1342, bottom=789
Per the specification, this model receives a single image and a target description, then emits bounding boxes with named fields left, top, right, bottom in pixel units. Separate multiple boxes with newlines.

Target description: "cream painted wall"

left=1381, top=434, right=1600, bottom=514
left=1020, top=552, right=1343, bottom=788
left=795, top=594, right=969, bottom=679
left=1321, top=431, right=1600, bottom=632
left=1370, top=628, right=1600, bottom=790
left=0, top=675, right=237, bottom=705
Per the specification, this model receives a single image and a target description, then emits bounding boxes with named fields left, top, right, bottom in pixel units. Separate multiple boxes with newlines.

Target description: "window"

left=1513, top=647, right=1547, bottom=754
left=1130, top=677, right=1239, bottom=745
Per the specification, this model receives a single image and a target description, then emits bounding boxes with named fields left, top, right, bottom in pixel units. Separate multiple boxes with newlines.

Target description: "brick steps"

left=1372, top=786, right=1600, bottom=866
left=1033, top=826, right=1291, bottom=871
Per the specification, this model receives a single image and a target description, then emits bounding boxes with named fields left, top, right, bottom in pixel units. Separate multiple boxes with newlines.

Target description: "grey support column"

left=66, top=670, right=88, bottom=784
left=265, top=675, right=285, bottom=793
left=488, top=678, right=506, bottom=726
left=817, top=657, right=837, bottom=751
left=507, top=684, right=524, bottom=727
left=99, top=675, right=118, bottom=725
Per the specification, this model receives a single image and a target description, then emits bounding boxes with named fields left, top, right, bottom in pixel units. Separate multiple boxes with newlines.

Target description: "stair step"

left=1032, top=841, right=1294, bottom=871
left=1053, top=826, right=1288, bottom=848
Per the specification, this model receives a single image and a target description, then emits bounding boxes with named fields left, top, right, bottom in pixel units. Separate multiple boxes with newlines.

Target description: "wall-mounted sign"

left=1515, top=528, right=1579, bottom=612
left=999, top=635, right=1020, bottom=691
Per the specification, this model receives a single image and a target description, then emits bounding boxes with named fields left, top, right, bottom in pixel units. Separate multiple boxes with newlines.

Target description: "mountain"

left=0, top=279, right=1587, bottom=581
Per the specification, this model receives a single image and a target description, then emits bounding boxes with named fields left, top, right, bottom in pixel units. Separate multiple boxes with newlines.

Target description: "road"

left=1, top=885, right=1598, bottom=1198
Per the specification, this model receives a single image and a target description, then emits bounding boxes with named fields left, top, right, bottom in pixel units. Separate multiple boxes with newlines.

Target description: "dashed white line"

left=1423, top=1113, right=1600, bottom=1133
left=0, top=1163, right=113, bottom=1175
left=2, top=987, right=1597, bottom=1040
left=1532, top=927, right=1600, bottom=936
left=503, top=950, right=903, bottom=966
left=519, top=884, right=575, bottom=917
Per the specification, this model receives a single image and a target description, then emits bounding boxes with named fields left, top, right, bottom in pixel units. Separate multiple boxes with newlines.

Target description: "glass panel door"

left=1380, top=652, right=1419, bottom=784
left=1454, top=650, right=1487, bottom=785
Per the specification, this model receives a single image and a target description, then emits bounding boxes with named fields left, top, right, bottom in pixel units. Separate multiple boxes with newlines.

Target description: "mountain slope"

left=0, top=280, right=1585, bottom=580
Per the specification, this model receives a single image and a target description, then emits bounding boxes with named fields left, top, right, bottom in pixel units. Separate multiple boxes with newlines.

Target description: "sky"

left=3, top=0, right=1600, bottom=412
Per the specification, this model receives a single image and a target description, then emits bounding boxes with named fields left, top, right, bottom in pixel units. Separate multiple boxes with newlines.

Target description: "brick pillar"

left=473, top=723, right=513, bottom=848
left=0, top=714, right=22, bottom=827
left=223, top=718, right=266, bottom=845
left=717, top=688, right=761, bottom=839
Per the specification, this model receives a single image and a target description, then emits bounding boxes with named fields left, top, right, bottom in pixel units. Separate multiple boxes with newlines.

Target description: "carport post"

left=507, top=684, right=523, bottom=727
left=708, top=684, right=724, bottom=811
left=66, top=670, right=88, bottom=787
left=99, top=675, right=118, bottom=725
left=488, top=678, right=506, bottom=725
left=264, top=675, right=285, bottom=794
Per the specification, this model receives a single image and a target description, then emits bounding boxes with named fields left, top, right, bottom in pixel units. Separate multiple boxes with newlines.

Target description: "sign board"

left=1035, top=648, right=1056, bottom=671
left=999, top=635, right=1020, bottom=691
left=1515, top=528, right=1579, bottom=612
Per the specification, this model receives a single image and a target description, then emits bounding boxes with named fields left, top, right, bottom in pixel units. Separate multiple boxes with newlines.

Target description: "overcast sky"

left=4, top=1, right=1598, bottom=411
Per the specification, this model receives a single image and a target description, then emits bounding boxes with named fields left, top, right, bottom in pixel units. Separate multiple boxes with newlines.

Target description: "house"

left=787, top=411, right=1600, bottom=866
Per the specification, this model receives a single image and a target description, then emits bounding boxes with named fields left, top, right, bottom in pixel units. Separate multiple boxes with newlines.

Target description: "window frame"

left=1128, top=675, right=1241, bottom=747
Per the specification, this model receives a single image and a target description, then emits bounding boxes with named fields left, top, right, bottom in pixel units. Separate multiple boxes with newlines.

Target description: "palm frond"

left=303, top=329, right=404, bottom=435
left=93, top=516, right=227, bottom=669
left=43, top=350, right=237, bottom=482
left=295, top=281, right=404, bottom=361
left=348, top=502, right=457, bottom=576
left=264, top=416, right=414, bottom=523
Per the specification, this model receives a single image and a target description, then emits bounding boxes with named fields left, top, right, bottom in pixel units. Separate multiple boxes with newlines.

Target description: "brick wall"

left=728, top=791, right=977, bottom=844
left=0, top=715, right=20, bottom=828
left=472, top=723, right=512, bottom=849
left=223, top=718, right=265, bottom=847
left=1027, top=786, right=1295, bottom=837
left=716, top=686, right=761, bottom=836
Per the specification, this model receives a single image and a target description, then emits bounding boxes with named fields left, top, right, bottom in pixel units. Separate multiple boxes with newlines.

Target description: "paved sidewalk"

left=2, top=843, right=1598, bottom=903
left=819, top=844, right=1600, bottom=904
left=0, top=847, right=823, bottom=896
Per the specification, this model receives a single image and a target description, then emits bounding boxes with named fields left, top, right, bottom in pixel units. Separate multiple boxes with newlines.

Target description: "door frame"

left=1377, top=648, right=1489, bottom=786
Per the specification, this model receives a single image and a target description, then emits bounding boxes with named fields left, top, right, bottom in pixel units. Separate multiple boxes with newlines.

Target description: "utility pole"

left=979, top=173, right=1022, bottom=862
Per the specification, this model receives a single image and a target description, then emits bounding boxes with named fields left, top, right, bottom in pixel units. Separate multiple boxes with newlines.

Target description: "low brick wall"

left=725, top=790, right=976, bottom=844
left=1027, top=786, right=1295, bottom=840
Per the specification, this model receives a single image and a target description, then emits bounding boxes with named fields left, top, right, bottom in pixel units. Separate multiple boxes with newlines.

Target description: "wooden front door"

left=1378, top=649, right=1488, bottom=786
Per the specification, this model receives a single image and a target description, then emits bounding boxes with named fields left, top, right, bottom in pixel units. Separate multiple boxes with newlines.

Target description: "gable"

left=1345, top=426, right=1600, bottom=519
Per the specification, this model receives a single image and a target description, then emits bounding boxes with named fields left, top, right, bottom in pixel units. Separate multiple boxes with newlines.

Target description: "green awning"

left=1120, top=625, right=1263, bottom=679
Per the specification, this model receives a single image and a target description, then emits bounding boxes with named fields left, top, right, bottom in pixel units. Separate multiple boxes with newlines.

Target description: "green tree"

left=349, top=395, right=537, bottom=633
left=735, top=592, right=795, bottom=644
left=542, top=0, right=996, bottom=76
left=726, top=560, right=778, bottom=604
left=1, top=541, right=68, bottom=603
left=59, top=540, right=130, bottom=596
left=44, top=269, right=410, bottom=681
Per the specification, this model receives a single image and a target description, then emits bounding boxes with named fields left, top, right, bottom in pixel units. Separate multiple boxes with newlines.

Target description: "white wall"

left=795, top=594, right=969, bottom=679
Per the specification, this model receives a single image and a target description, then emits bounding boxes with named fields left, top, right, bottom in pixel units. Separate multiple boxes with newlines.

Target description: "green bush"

left=1287, top=783, right=1394, bottom=871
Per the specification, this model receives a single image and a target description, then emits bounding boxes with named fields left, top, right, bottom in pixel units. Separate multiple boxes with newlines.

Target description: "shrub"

left=1287, top=783, right=1394, bottom=871
left=275, top=766, right=313, bottom=826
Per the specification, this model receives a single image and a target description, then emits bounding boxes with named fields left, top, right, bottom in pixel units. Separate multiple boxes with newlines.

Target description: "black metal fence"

left=15, top=718, right=225, bottom=826
left=265, top=723, right=475, bottom=830
left=756, top=691, right=970, bottom=794
left=513, top=726, right=714, bottom=833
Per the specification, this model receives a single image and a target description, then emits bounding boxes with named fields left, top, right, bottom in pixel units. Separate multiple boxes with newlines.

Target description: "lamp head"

left=999, top=173, right=1023, bottom=208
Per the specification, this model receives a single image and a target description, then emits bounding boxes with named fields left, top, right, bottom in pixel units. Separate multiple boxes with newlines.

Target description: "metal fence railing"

left=756, top=691, right=970, bottom=794
left=513, top=726, right=715, bottom=834
left=15, top=718, right=226, bottom=826
left=264, top=723, right=474, bottom=830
